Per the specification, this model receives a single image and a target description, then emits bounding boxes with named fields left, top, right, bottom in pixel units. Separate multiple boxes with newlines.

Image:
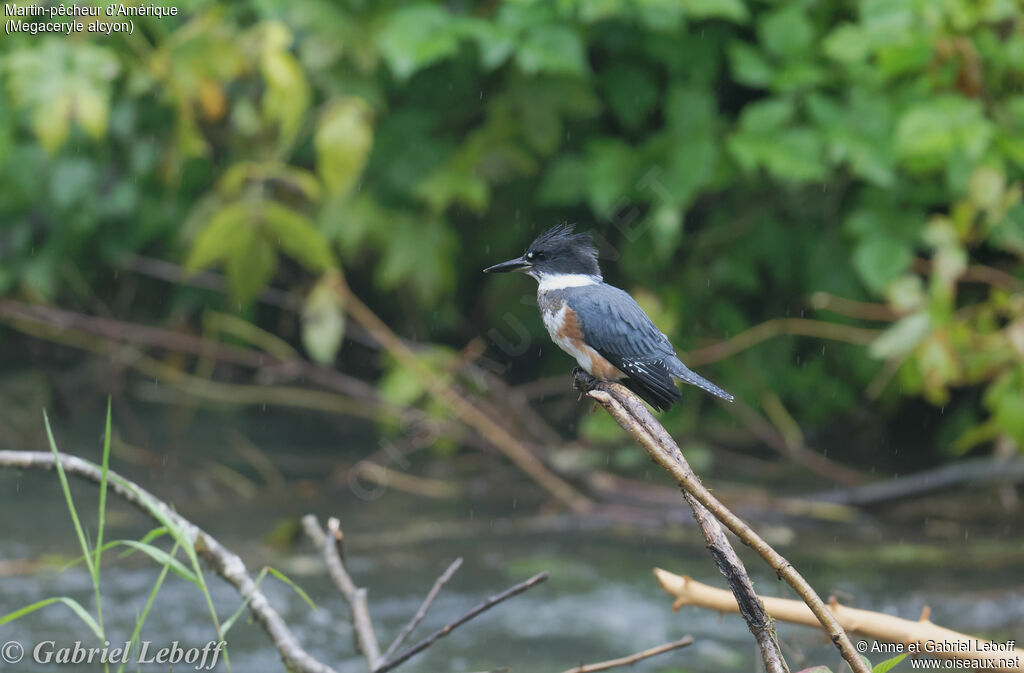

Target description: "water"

left=1, top=406, right=1021, bottom=672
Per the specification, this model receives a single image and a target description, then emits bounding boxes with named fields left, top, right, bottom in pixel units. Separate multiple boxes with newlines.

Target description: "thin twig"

left=557, top=635, right=694, bottom=673
left=381, top=557, right=464, bottom=662
left=301, top=516, right=382, bottom=669
left=2, top=451, right=336, bottom=673
left=372, top=572, right=549, bottom=673
left=573, top=371, right=870, bottom=673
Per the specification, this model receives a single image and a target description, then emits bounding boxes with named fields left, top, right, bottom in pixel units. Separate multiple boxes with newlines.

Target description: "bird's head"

left=483, top=224, right=602, bottom=282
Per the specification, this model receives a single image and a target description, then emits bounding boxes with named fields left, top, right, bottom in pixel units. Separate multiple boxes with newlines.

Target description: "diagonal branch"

left=1, top=450, right=336, bottom=673
left=333, top=274, right=593, bottom=513
left=573, top=371, right=869, bottom=673
left=557, top=635, right=694, bottom=673
left=372, top=572, right=549, bottom=673
left=381, top=557, right=464, bottom=662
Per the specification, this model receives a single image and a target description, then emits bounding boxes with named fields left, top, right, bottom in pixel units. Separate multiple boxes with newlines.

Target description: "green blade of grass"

left=94, top=399, right=112, bottom=632
left=63, top=539, right=201, bottom=586
left=873, top=654, right=907, bottom=673
left=221, top=568, right=268, bottom=635
left=117, top=538, right=181, bottom=673
left=131, top=526, right=170, bottom=549
left=43, top=411, right=96, bottom=581
left=266, top=566, right=318, bottom=611
left=117, top=479, right=231, bottom=673
left=1, top=596, right=103, bottom=639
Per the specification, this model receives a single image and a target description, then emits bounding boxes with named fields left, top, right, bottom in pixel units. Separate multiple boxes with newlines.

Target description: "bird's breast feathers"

left=539, top=295, right=625, bottom=380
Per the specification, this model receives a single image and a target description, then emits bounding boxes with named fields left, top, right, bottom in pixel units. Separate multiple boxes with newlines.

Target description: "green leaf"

left=727, top=42, right=775, bottom=88
left=896, top=97, right=994, bottom=172
left=870, top=311, right=930, bottom=359
left=263, top=202, right=337, bottom=273
left=301, top=272, right=346, bottom=366
left=538, top=155, right=589, bottom=206
left=853, top=236, right=913, bottom=293
left=517, top=25, right=587, bottom=76
left=1, top=597, right=103, bottom=639
left=226, top=227, right=277, bottom=306
left=265, top=566, right=318, bottom=611
left=377, top=4, right=460, bottom=79
left=985, top=370, right=1024, bottom=447
left=260, top=22, right=310, bottom=148
left=186, top=203, right=251, bottom=271
left=758, top=6, right=815, bottom=59
left=729, top=125, right=827, bottom=182
left=5, top=40, right=119, bottom=154
left=823, top=23, right=872, bottom=63
left=665, top=84, right=716, bottom=137
left=585, top=138, right=638, bottom=217
left=459, top=17, right=517, bottom=70
left=315, top=98, right=374, bottom=197
left=873, top=653, right=908, bottom=673
left=414, top=157, right=490, bottom=214
left=739, top=98, right=795, bottom=133
left=681, top=0, right=748, bottom=23
left=107, top=540, right=200, bottom=586
left=601, top=61, right=659, bottom=131
left=662, top=137, right=718, bottom=207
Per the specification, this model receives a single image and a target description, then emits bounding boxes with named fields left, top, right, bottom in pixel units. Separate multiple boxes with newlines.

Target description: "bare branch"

left=373, top=572, right=549, bottom=673
left=301, top=515, right=382, bottom=669
left=573, top=371, right=869, bottom=673
left=655, top=570, right=1024, bottom=673
left=381, top=557, right=464, bottom=662
left=2, top=451, right=335, bottom=673
left=557, top=635, right=694, bottom=673
left=682, top=492, right=788, bottom=673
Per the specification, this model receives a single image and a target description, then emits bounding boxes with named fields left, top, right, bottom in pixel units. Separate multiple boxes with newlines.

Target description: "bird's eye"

left=526, top=252, right=536, bottom=261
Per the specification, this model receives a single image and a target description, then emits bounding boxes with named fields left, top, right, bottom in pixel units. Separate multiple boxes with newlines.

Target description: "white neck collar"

left=535, top=273, right=602, bottom=291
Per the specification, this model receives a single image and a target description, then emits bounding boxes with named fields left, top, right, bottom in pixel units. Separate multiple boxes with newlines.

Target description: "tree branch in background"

left=572, top=371, right=870, bottom=673
left=0, top=451, right=337, bottom=673
left=556, top=635, right=694, bottom=673
left=655, top=570, right=1024, bottom=673
left=682, top=317, right=881, bottom=366
left=333, top=272, right=593, bottom=513
left=808, top=456, right=1024, bottom=507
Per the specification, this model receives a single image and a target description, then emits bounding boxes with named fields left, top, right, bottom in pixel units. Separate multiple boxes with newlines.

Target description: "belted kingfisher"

left=484, top=224, right=734, bottom=411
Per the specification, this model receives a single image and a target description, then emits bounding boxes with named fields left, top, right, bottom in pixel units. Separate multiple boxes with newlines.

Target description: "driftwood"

left=655, top=570, right=1024, bottom=673
left=573, top=371, right=869, bottom=673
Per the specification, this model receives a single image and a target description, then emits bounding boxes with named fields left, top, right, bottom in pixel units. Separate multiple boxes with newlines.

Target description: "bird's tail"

left=666, top=357, right=734, bottom=402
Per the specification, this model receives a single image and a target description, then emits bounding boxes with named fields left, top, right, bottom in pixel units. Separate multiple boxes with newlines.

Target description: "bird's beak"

left=483, top=256, right=532, bottom=274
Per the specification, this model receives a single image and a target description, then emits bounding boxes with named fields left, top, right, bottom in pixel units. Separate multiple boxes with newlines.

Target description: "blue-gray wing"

left=563, top=284, right=681, bottom=410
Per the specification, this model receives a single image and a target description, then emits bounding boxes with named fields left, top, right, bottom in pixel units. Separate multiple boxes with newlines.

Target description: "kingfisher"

left=484, top=224, right=733, bottom=411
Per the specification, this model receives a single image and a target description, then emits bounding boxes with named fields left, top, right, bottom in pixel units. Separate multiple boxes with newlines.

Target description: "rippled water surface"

left=1, top=406, right=1021, bottom=672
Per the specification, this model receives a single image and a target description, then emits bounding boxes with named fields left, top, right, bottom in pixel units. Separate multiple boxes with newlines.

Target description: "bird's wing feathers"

left=563, top=285, right=681, bottom=410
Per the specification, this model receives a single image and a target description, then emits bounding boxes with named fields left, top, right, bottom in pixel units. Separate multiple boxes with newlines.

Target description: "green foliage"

left=3, top=0, right=1024, bottom=459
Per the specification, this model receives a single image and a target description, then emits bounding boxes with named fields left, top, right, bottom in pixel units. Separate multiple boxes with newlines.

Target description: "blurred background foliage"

left=2, top=0, right=1024, bottom=471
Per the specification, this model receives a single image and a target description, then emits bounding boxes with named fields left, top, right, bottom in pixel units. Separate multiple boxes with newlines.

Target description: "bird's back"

left=550, top=282, right=734, bottom=408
